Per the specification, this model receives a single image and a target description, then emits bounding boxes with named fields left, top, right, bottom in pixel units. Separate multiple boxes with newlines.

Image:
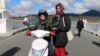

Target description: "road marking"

left=0, top=36, right=15, bottom=44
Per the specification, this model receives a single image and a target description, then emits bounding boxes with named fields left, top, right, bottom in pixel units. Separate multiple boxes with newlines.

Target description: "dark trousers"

left=48, top=42, right=54, bottom=56
left=77, top=28, right=82, bottom=37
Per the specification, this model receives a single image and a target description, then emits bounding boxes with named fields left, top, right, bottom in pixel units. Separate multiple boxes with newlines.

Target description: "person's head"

left=79, top=18, right=82, bottom=21
left=38, top=10, right=48, bottom=21
left=55, top=3, right=64, bottom=14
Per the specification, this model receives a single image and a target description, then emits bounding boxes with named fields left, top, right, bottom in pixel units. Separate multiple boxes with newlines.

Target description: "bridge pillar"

left=0, top=0, right=13, bottom=33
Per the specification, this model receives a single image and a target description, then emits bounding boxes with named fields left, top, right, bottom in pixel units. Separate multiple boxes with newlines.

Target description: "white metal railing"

left=85, top=22, right=100, bottom=33
left=13, top=20, right=25, bottom=29
left=12, top=19, right=36, bottom=29
left=70, top=16, right=100, bottom=33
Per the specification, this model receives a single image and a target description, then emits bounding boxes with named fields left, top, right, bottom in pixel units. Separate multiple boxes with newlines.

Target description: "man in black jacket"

left=76, top=18, right=84, bottom=37
left=51, top=3, right=71, bottom=56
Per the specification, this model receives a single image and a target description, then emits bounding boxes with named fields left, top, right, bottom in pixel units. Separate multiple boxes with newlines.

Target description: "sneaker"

left=65, top=51, right=68, bottom=55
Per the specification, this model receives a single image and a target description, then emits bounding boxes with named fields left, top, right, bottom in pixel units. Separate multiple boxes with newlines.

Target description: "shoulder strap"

left=62, top=17, right=65, bottom=26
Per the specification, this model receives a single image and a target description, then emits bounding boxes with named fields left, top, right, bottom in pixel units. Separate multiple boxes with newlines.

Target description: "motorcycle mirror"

left=23, top=17, right=30, bottom=26
left=23, top=21, right=30, bottom=26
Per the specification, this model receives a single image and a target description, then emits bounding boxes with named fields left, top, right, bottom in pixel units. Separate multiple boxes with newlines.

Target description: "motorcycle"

left=23, top=18, right=54, bottom=56
left=28, top=30, right=50, bottom=56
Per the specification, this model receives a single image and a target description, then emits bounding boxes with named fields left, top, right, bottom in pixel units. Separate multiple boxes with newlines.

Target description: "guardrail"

left=72, top=25, right=100, bottom=37
left=83, top=29, right=100, bottom=37
left=12, top=25, right=34, bottom=35
left=0, top=25, right=34, bottom=37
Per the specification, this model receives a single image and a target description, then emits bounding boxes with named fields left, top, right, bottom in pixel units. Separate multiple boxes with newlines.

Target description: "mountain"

left=66, top=10, right=100, bottom=17
left=81, top=10, right=100, bottom=16
left=67, top=13, right=80, bottom=16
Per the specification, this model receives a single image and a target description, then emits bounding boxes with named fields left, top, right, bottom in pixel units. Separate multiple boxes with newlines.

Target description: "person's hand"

left=50, top=31, right=56, bottom=37
left=26, top=30, right=31, bottom=36
left=52, top=45, right=55, bottom=49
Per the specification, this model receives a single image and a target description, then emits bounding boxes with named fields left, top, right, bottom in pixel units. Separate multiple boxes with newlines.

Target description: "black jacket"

left=77, top=20, right=84, bottom=29
left=52, top=13, right=71, bottom=47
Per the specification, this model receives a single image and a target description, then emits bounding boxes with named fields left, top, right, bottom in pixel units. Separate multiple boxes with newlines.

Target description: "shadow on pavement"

left=92, top=41, right=100, bottom=47
left=0, top=47, right=21, bottom=56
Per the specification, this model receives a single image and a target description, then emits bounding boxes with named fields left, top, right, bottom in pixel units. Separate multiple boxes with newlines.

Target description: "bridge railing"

left=71, top=16, right=100, bottom=36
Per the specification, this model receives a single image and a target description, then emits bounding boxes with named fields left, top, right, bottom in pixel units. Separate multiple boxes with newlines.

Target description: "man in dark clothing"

left=76, top=18, right=84, bottom=37
left=51, top=3, right=71, bottom=56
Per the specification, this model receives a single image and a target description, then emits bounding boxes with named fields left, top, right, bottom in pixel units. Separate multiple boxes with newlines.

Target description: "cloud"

left=9, top=0, right=33, bottom=16
left=33, top=0, right=45, bottom=4
left=83, top=0, right=100, bottom=12
left=65, top=0, right=100, bottom=14
left=46, top=0, right=74, bottom=14
left=43, top=2, right=53, bottom=9
left=47, top=8, right=55, bottom=15
left=7, top=0, right=100, bottom=16
left=47, top=0, right=83, bottom=14
left=49, top=0, right=68, bottom=8
left=65, top=3, right=88, bottom=14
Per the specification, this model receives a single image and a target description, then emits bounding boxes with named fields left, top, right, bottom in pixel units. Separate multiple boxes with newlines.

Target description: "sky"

left=4, top=0, right=100, bottom=16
